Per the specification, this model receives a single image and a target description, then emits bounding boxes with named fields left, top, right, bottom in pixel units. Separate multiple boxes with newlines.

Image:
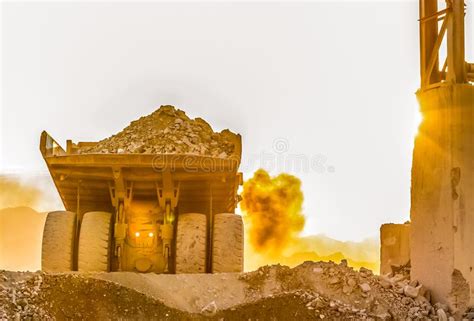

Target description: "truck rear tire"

left=78, top=211, right=112, bottom=272
left=42, top=211, right=77, bottom=272
left=212, top=213, right=244, bottom=273
left=175, top=213, right=207, bottom=273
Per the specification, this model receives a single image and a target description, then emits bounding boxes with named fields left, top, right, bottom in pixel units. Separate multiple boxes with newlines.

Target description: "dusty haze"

left=5, top=2, right=471, bottom=241
left=0, top=173, right=378, bottom=272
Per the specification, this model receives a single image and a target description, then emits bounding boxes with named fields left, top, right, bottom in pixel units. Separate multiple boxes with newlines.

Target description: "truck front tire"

left=78, top=211, right=112, bottom=272
left=175, top=213, right=207, bottom=273
left=42, top=211, right=77, bottom=272
left=212, top=213, right=244, bottom=273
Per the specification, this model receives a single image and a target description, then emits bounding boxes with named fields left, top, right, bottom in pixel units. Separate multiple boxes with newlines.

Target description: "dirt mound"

left=78, top=105, right=237, bottom=158
left=0, top=271, right=195, bottom=321
left=215, top=291, right=363, bottom=320
left=36, top=274, right=194, bottom=321
left=0, top=271, right=52, bottom=320
left=1, top=261, right=460, bottom=320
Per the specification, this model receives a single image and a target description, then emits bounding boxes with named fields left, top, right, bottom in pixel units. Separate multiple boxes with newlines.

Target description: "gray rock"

left=403, top=285, right=420, bottom=298
left=437, top=308, right=448, bottom=321
left=359, top=283, right=371, bottom=292
left=201, top=301, right=217, bottom=316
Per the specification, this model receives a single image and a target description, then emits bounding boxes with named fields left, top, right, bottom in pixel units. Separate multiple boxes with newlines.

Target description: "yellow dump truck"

left=40, top=131, right=243, bottom=273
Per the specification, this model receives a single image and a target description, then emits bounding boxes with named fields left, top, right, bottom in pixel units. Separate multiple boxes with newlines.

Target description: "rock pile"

left=1, top=262, right=467, bottom=320
left=78, top=105, right=237, bottom=158
left=239, top=261, right=455, bottom=320
left=0, top=271, right=52, bottom=321
left=309, top=261, right=457, bottom=320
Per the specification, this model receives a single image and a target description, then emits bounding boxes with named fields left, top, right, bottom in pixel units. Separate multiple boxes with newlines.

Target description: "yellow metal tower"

left=411, top=0, right=473, bottom=315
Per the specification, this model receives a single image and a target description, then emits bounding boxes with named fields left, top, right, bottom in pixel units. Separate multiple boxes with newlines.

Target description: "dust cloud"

left=241, top=169, right=379, bottom=272
left=0, top=174, right=62, bottom=271
left=0, top=174, right=62, bottom=211
left=0, top=176, right=42, bottom=209
left=240, top=169, right=305, bottom=256
left=0, top=207, right=46, bottom=271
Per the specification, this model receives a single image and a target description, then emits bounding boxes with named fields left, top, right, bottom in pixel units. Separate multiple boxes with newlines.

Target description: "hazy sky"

left=1, top=2, right=473, bottom=241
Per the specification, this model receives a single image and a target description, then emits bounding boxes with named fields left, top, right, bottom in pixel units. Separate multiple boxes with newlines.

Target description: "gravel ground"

left=1, top=261, right=468, bottom=320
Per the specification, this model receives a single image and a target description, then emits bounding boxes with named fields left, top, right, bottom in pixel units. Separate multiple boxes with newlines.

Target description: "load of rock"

left=78, top=105, right=237, bottom=158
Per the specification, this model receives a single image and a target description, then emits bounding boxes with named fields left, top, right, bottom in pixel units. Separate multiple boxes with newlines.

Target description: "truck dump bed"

left=40, top=131, right=242, bottom=217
